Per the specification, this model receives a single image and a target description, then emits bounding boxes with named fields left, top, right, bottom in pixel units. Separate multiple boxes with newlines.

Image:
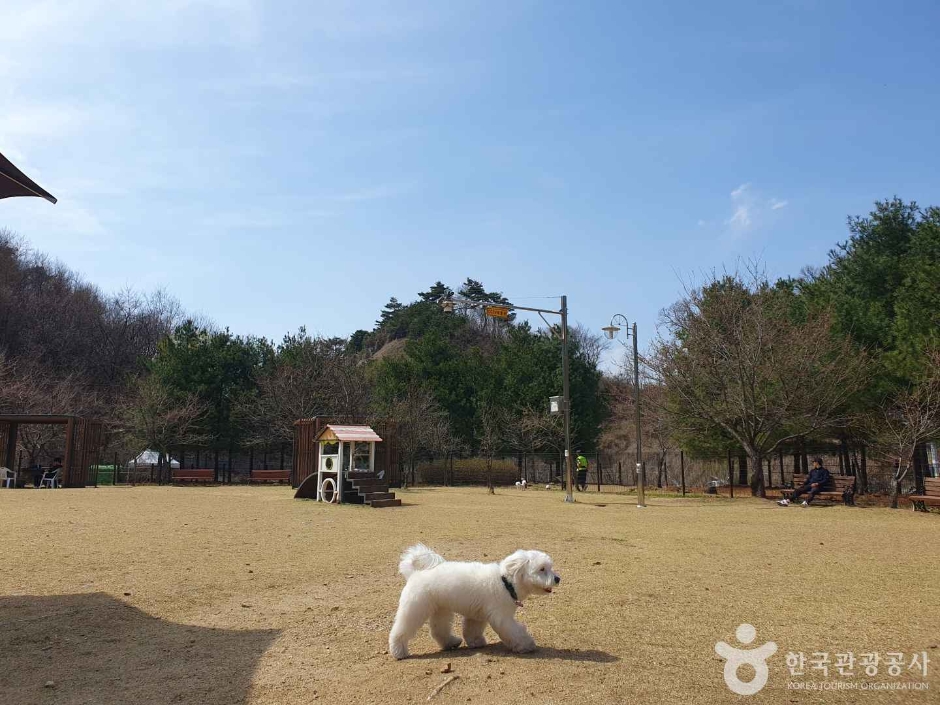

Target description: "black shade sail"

left=0, top=150, right=57, bottom=204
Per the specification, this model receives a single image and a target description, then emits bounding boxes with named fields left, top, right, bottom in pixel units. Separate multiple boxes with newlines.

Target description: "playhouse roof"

left=315, top=424, right=382, bottom=443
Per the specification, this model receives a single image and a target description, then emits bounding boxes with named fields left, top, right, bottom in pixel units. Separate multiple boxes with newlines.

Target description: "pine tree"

left=418, top=281, right=453, bottom=302
left=376, top=297, right=404, bottom=328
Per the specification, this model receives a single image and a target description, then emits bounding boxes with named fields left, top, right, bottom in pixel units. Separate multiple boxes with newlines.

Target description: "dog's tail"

left=398, top=543, right=445, bottom=579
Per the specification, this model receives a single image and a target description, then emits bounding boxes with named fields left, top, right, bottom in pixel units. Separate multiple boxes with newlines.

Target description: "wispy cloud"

left=725, top=183, right=753, bottom=232
left=329, top=183, right=414, bottom=203
left=720, top=183, right=788, bottom=240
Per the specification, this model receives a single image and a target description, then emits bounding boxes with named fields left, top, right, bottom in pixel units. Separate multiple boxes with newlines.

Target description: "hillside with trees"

left=2, top=198, right=938, bottom=503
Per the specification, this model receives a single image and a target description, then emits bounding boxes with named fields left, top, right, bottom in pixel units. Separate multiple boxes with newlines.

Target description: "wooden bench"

left=248, top=469, right=291, bottom=484
left=783, top=474, right=856, bottom=505
left=909, top=477, right=940, bottom=512
left=171, top=468, right=216, bottom=483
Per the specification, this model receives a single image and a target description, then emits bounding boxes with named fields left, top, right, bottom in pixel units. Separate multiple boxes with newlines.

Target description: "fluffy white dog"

left=388, top=544, right=560, bottom=660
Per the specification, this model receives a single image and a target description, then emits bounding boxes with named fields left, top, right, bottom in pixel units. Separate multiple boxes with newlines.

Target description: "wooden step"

left=355, top=485, right=389, bottom=494
left=351, top=478, right=387, bottom=488
left=362, top=491, right=395, bottom=502
left=369, top=498, right=401, bottom=508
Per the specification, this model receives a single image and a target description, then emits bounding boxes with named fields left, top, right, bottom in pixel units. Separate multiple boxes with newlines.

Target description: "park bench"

left=171, top=468, right=215, bottom=484
left=248, top=469, right=291, bottom=484
left=782, top=474, right=856, bottom=506
left=908, top=477, right=940, bottom=512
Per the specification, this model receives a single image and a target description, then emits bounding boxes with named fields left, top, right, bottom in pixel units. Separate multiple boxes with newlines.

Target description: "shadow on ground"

left=0, top=593, right=279, bottom=705
left=410, top=645, right=619, bottom=663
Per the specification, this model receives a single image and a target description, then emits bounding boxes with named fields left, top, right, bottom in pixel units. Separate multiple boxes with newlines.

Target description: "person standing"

left=576, top=452, right=589, bottom=492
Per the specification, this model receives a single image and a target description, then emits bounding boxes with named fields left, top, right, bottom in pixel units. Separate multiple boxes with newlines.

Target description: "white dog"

left=388, top=544, right=560, bottom=660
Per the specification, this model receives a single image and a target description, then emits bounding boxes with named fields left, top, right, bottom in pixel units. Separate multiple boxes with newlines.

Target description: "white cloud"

left=725, top=184, right=753, bottom=233
left=721, top=184, right=787, bottom=238
left=0, top=0, right=261, bottom=48
left=727, top=206, right=751, bottom=229
left=330, top=183, right=414, bottom=203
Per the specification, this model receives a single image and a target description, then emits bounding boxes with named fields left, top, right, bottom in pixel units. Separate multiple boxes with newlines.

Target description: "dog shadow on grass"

left=409, top=645, right=619, bottom=663
left=0, top=592, right=279, bottom=705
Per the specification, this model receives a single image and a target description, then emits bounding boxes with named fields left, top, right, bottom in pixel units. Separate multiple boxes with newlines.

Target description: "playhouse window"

left=321, top=441, right=339, bottom=456
left=353, top=442, right=371, bottom=470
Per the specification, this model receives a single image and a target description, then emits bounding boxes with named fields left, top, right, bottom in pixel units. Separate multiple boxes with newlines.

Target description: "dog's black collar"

left=501, top=575, right=519, bottom=602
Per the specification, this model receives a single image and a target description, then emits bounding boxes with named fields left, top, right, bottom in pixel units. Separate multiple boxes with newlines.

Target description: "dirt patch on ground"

left=1, top=485, right=937, bottom=704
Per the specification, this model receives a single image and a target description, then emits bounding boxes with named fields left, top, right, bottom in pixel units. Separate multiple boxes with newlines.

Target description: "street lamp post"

left=602, top=315, right=645, bottom=508
left=440, top=294, right=576, bottom=502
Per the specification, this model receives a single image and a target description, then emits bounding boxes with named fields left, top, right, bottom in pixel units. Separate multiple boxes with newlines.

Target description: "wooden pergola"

left=0, top=415, right=104, bottom=488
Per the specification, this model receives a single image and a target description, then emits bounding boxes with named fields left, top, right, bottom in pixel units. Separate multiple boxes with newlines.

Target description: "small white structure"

left=127, top=450, right=180, bottom=470
left=315, top=425, right=382, bottom=503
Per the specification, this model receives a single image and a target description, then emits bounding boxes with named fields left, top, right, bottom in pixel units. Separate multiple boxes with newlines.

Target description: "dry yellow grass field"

left=1, top=485, right=938, bottom=704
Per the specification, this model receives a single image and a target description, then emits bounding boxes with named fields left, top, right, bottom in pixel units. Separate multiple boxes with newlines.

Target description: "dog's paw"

left=389, top=641, right=410, bottom=660
left=442, top=636, right=462, bottom=650
left=509, top=640, right=537, bottom=654
left=464, top=637, right=487, bottom=649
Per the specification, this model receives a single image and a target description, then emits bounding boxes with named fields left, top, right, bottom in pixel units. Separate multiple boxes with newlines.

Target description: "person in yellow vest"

left=576, top=452, right=588, bottom=491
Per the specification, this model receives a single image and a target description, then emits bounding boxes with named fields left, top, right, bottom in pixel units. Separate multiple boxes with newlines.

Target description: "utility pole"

left=561, top=296, right=574, bottom=503
left=633, top=321, right=645, bottom=508
left=440, top=294, right=575, bottom=503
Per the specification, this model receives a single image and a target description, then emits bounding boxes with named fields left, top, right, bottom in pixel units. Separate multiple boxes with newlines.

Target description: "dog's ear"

left=500, top=550, right=530, bottom=582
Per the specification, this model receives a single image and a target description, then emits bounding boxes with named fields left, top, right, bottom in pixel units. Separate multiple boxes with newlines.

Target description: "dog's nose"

left=554, top=575, right=561, bottom=585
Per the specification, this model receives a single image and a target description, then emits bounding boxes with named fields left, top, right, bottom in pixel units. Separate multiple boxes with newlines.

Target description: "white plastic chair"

left=38, top=469, right=60, bottom=489
left=0, top=467, right=13, bottom=488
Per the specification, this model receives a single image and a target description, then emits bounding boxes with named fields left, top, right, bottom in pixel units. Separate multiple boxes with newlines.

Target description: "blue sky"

left=3, top=0, right=939, bottom=368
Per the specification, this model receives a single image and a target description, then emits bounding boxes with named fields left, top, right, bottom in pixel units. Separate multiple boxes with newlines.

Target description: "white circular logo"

left=715, top=624, right=777, bottom=696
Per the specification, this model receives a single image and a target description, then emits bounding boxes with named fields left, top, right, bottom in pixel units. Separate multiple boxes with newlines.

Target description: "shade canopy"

left=0, top=150, right=57, bottom=204
left=127, top=450, right=180, bottom=469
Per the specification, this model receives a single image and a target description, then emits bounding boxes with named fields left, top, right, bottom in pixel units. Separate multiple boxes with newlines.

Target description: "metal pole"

left=633, top=322, right=646, bottom=508
left=727, top=449, right=734, bottom=498
left=680, top=449, right=686, bottom=496
left=561, top=295, right=574, bottom=503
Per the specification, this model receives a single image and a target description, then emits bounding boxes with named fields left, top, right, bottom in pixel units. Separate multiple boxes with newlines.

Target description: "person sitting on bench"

left=778, top=458, right=831, bottom=506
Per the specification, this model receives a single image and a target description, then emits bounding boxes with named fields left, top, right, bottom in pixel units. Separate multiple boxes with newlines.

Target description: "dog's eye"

left=539, top=567, right=545, bottom=572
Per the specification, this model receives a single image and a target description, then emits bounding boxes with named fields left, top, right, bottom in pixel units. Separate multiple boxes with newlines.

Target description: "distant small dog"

left=389, top=544, right=560, bottom=659
left=514, top=479, right=527, bottom=489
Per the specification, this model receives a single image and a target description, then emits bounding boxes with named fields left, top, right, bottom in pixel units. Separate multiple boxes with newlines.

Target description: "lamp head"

left=601, top=324, right=621, bottom=340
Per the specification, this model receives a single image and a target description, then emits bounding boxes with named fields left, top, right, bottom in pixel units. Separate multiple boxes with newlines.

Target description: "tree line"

left=632, top=198, right=940, bottom=506
left=3, top=198, right=938, bottom=503
left=0, top=232, right=604, bottom=481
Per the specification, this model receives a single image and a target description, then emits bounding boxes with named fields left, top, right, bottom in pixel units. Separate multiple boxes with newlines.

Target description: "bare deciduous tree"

left=242, top=335, right=371, bottom=445
left=649, top=270, right=869, bottom=497
left=477, top=403, right=504, bottom=494
left=117, top=375, right=206, bottom=483
left=425, top=417, right=465, bottom=485
left=0, top=354, right=91, bottom=466
left=867, top=350, right=940, bottom=508
left=570, top=323, right=609, bottom=369
left=384, top=382, right=447, bottom=488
